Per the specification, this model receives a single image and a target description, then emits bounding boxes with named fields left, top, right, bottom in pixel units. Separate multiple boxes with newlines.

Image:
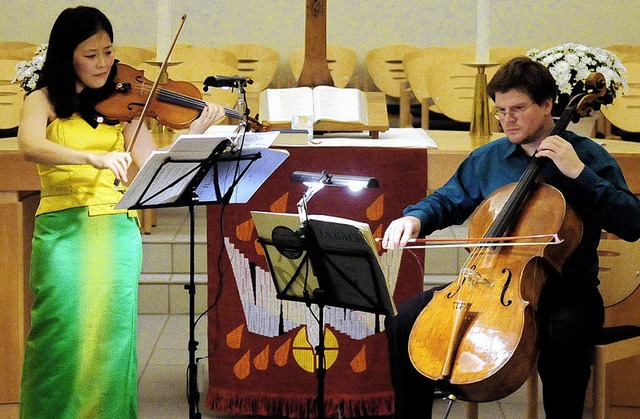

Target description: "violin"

left=107, top=14, right=269, bottom=190
left=95, top=62, right=270, bottom=132
left=407, top=73, right=610, bottom=402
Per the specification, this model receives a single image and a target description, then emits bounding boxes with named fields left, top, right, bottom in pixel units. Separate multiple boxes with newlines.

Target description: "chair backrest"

left=419, top=48, right=485, bottom=123
left=597, top=233, right=640, bottom=308
left=403, top=46, right=476, bottom=114
left=138, top=60, right=240, bottom=114
left=600, top=62, right=640, bottom=133
left=222, top=43, right=279, bottom=93
left=0, top=59, right=24, bottom=129
left=403, top=49, right=432, bottom=106
left=365, top=44, right=420, bottom=98
left=605, top=44, right=640, bottom=65
left=0, top=42, right=37, bottom=60
left=289, top=44, right=358, bottom=88
left=114, top=45, right=156, bottom=67
left=169, top=44, right=238, bottom=69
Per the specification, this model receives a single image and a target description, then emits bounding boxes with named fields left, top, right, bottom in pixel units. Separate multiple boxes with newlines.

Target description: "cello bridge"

left=460, top=267, right=493, bottom=287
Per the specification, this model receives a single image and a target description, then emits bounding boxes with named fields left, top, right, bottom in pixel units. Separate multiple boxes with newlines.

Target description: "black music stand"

left=116, top=135, right=288, bottom=419
left=251, top=211, right=396, bottom=419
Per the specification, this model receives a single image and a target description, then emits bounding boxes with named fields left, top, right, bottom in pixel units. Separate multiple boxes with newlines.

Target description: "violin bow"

left=114, top=13, right=188, bottom=189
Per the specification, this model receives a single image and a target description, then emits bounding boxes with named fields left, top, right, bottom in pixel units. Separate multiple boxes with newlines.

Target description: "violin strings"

left=134, top=82, right=243, bottom=120
left=132, top=81, right=204, bottom=110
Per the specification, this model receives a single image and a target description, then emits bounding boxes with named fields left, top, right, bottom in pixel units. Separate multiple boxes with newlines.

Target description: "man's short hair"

left=487, top=56, right=557, bottom=105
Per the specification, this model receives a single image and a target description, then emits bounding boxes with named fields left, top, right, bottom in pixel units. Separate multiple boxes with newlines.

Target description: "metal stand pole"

left=186, top=196, right=202, bottom=419
left=313, top=290, right=327, bottom=419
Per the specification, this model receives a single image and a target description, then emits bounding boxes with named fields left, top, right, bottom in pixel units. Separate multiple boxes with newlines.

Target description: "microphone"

left=202, top=75, right=253, bottom=90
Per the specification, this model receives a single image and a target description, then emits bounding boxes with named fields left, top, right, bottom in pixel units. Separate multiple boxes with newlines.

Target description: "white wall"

left=2, top=0, right=638, bottom=87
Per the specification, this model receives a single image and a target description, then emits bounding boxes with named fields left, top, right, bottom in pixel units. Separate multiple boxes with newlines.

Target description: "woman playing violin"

left=383, top=56, right=640, bottom=419
left=17, top=6, right=224, bottom=418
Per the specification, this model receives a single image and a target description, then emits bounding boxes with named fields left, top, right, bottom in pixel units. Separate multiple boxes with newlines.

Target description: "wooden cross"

left=297, top=0, right=335, bottom=87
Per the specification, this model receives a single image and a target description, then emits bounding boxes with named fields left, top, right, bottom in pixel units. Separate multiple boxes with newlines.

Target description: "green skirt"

left=20, top=207, right=142, bottom=419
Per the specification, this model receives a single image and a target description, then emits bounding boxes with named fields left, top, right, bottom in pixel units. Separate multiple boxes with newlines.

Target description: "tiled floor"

left=136, top=312, right=548, bottom=419
left=137, top=310, right=554, bottom=418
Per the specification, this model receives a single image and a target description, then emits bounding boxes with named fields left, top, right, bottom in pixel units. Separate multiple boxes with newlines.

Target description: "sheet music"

left=195, top=148, right=289, bottom=204
left=139, top=161, right=201, bottom=206
left=115, top=134, right=230, bottom=210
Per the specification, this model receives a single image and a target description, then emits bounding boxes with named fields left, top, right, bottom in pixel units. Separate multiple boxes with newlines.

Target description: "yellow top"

left=36, top=113, right=133, bottom=216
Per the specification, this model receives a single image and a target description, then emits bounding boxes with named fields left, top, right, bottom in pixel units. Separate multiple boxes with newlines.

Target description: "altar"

left=204, top=129, right=431, bottom=417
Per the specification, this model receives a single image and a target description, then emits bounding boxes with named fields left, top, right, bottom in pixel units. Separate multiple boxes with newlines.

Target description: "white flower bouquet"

left=12, top=43, right=48, bottom=93
left=527, top=42, right=628, bottom=112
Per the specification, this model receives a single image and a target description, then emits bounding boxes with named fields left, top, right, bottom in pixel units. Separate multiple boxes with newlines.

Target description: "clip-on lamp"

left=291, top=170, right=380, bottom=225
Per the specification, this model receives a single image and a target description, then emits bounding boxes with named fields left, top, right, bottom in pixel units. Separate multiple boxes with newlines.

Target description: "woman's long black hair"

left=37, top=6, right=117, bottom=127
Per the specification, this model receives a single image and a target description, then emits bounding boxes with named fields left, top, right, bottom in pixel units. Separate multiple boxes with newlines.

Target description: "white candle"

left=475, top=0, right=491, bottom=63
left=156, top=0, right=172, bottom=61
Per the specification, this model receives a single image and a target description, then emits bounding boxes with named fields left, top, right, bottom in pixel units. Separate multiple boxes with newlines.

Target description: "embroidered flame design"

left=227, top=324, right=368, bottom=379
left=227, top=191, right=387, bottom=379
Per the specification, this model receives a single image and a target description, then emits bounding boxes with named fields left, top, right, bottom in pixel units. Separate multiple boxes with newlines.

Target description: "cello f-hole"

left=500, top=268, right=513, bottom=307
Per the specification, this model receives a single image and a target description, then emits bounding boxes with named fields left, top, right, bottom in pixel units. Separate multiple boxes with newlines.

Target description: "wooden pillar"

left=297, top=0, right=334, bottom=87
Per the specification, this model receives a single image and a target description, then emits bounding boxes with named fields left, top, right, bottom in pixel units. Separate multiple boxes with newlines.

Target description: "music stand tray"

left=251, top=210, right=396, bottom=419
left=116, top=134, right=288, bottom=419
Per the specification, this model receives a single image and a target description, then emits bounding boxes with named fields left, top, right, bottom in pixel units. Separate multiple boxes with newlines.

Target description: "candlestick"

left=156, top=0, right=172, bottom=61
left=463, top=62, right=499, bottom=145
left=475, top=0, right=490, bottom=63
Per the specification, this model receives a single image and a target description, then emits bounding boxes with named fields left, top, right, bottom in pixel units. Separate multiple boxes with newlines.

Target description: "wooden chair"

left=0, top=59, right=24, bottom=131
left=605, top=44, right=640, bottom=65
left=420, top=50, right=485, bottom=124
left=601, top=61, right=640, bottom=135
left=403, top=46, right=475, bottom=129
left=168, top=44, right=238, bottom=69
left=0, top=42, right=37, bottom=60
left=403, top=49, right=434, bottom=129
left=590, top=233, right=640, bottom=419
left=365, top=44, right=420, bottom=127
left=114, top=45, right=156, bottom=67
left=289, top=44, right=357, bottom=88
left=222, top=43, right=279, bottom=92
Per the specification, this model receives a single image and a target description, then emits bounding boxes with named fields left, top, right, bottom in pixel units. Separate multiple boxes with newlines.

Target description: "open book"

left=251, top=211, right=395, bottom=316
left=259, top=85, right=369, bottom=125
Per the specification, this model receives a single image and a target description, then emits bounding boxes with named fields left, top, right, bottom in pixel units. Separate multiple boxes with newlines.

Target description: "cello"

left=407, top=72, right=611, bottom=402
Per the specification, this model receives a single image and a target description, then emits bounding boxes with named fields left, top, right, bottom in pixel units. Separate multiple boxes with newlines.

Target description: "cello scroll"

left=568, top=72, right=612, bottom=123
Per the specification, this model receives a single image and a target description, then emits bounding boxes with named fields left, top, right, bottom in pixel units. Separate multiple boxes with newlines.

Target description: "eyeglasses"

left=493, top=102, right=535, bottom=120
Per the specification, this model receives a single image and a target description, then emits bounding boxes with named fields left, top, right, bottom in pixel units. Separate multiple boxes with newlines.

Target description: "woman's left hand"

left=188, top=103, right=226, bottom=134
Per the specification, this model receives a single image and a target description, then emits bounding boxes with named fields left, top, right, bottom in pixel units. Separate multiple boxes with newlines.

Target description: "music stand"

left=116, top=135, right=288, bottom=419
left=251, top=211, right=395, bottom=419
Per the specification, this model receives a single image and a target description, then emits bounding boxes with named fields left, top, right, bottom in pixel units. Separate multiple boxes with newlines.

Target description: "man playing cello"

left=382, top=56, right=640, bottom=418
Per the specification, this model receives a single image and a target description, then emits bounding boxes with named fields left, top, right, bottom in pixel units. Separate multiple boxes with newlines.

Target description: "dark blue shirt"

left=404, top=132, right=640, bottom=286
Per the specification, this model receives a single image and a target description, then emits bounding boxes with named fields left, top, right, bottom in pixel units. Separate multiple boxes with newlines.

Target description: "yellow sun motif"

left=291, top=326, right=339, bottom=373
